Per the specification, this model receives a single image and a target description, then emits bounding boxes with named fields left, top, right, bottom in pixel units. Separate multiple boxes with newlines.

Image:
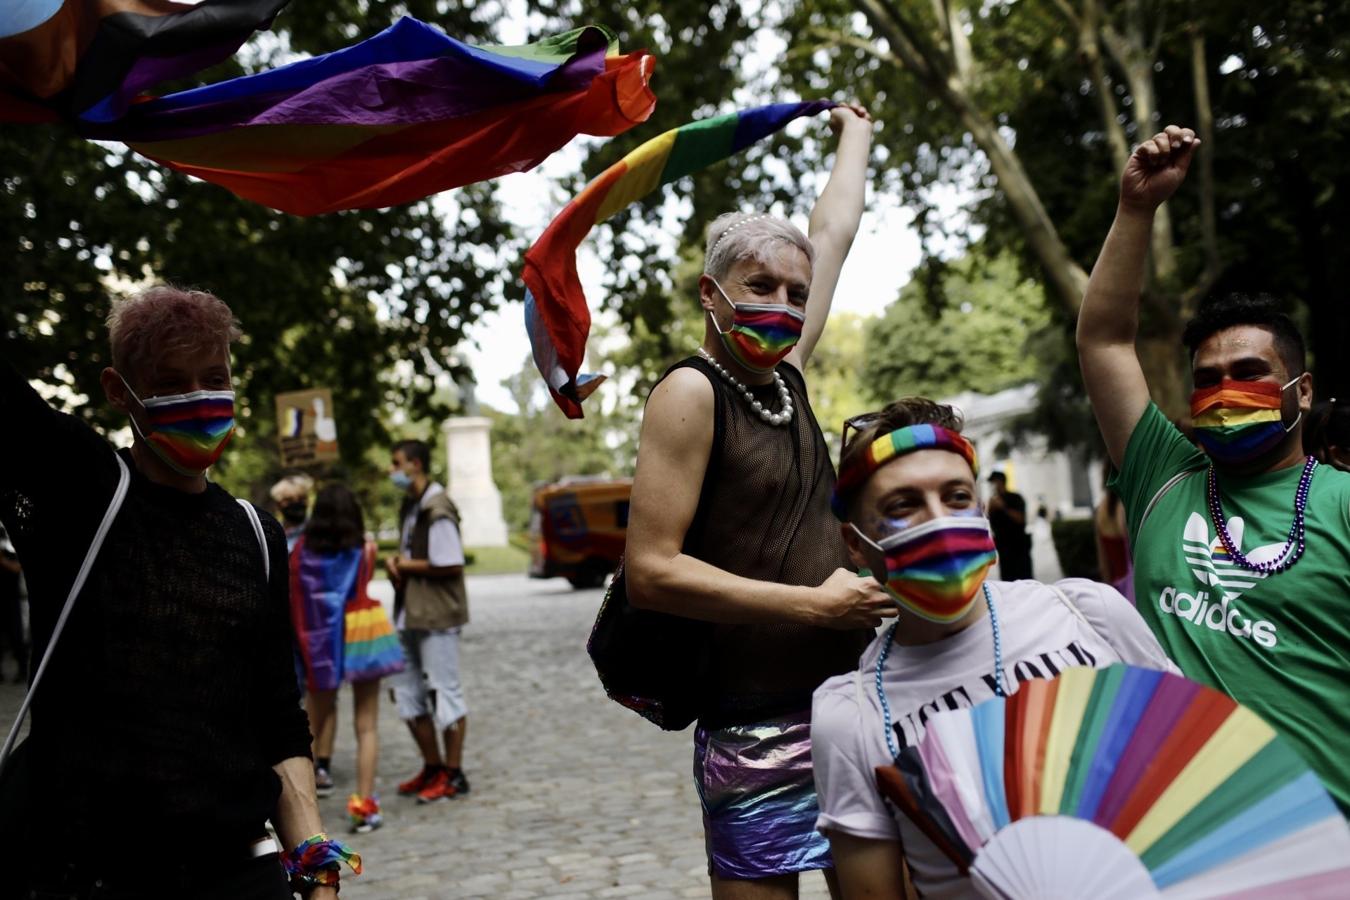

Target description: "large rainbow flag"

left=3, top=6, right=658, bottom=217
left=0, top=0, right=287, bottom=124
left=90, top=18, right=657, bottom=215
left=521, top=101, right=835, bottom=418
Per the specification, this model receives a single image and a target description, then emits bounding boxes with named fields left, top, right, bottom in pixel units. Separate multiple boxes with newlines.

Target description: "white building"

left=944, top=383, right=1106, bottom=581
left=944, top=383, right=1103, bottom=518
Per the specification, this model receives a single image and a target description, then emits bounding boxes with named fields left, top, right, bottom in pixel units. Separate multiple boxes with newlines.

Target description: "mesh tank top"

left=660, top=356, right=872, bottom=727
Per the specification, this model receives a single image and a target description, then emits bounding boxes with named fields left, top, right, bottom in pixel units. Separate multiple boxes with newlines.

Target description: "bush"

left=1051, top=518, right=1100, bottom=580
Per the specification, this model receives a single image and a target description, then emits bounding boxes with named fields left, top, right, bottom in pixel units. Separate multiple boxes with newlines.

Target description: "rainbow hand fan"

left=879, top=665, right=1350, bottom=899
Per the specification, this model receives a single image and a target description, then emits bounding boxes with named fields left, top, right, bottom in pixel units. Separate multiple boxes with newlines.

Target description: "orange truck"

left=528, top=477, right=631, bottom=588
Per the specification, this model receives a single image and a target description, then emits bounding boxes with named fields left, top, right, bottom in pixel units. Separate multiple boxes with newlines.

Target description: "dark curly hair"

left=837, top=398, right=966, bottom=516
left=304, top=483, right=365, bottom=555
left=1181, top=293, right=1305, bottom=376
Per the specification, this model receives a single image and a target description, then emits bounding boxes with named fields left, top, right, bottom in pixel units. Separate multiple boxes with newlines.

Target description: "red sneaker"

left=415, top=767, right=456, bottom=804
left=398, top=765, right=438, bottom=796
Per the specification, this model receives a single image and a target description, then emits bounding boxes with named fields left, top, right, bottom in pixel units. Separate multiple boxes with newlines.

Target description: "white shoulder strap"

left=237, top=499, right=270, bottom=583
left=1047, top=582, right=1092, bottom=628
left=1, top=454, right=131, bottom=768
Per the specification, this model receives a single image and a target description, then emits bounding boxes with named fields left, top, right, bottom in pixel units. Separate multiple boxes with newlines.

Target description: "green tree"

left=13, top=0, right=1347, bottom=483
left=1, top=2, right=514, bottom=496
left=778, top=0, right=1350, bottom=418
left=527, top=0, right=1350, bottom=433
left=487, top=353, right=636, bottom=533
left=804, top=311, right=869, bottom=458
left=866, top=253, right=1052, bottom=401
left=527, top=0, right=845, bottom=389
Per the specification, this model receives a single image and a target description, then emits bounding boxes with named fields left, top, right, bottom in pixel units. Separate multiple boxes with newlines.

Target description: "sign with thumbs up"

left=276, top=387, right=340, bottom=467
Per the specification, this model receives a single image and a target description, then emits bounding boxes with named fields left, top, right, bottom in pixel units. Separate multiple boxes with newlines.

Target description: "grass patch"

left=463, top=543, right=531, bottom=576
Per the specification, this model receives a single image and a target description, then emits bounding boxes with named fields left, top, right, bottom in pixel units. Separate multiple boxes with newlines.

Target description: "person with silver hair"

left=625, top=103, right=890, bottom=898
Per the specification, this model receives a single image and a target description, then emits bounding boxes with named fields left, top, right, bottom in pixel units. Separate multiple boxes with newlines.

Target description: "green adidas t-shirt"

left=1113, top=402, right=1350, bottom=814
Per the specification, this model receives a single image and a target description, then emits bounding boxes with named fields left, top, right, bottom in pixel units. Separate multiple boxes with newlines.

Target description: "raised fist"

left=1120, top=125, right=1200, bottom=213
left=828, top=102, right=873, bottom=134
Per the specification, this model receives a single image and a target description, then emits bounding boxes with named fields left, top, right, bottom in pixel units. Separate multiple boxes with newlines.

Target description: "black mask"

left=280, top=502, right=308, bottom=525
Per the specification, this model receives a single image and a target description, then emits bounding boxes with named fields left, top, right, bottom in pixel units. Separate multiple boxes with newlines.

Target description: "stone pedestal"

left=442, top=417, right=509, bottom=547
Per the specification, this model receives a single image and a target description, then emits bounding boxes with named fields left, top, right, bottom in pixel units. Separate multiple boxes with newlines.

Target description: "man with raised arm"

left=1076, top=125, right=1350, bottom=814
left=625, top=104, right=892, bottom=898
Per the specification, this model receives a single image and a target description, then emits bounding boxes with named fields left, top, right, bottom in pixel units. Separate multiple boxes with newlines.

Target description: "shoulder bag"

left=586, top=557, right=711, bottom=731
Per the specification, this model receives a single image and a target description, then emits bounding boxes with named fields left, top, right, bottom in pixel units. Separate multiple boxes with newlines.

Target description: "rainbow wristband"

left=283, top=833, right=362, bottom=890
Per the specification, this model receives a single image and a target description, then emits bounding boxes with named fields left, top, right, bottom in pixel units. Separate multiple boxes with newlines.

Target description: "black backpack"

left=586, top=557, right=711, bottom=731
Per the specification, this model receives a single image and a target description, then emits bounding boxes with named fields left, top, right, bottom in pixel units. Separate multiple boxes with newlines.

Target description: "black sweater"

left=0, top=361, right=311, bottom=857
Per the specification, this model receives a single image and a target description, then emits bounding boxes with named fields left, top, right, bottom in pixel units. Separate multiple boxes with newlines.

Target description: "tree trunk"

left=850, top=0, right=1090, bottom=314
left=1183, top=23, right=1220, bottom=317
left=958, top=111, right=1091, bottom=313
left=1102, top=4, right=1178, bottom=285
left=1078, top=0, right=1129, bottom=172
left=850, top=0, right=1193, bottom=418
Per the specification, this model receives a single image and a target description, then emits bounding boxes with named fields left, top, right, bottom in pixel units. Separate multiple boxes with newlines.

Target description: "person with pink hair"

left=1, top=286, right=352, bottom=898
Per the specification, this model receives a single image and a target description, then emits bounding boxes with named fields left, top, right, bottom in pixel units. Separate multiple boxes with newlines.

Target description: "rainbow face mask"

left=121, top=377, right=236, bottom=476
left=851, top=516, right=998, bottom=624
left=1190, top=376, right=1301, bottom=467
left=709, top=279, right=805, bottom=373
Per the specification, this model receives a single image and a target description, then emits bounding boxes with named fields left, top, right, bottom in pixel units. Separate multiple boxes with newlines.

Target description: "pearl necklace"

left=875, top=583, right=1003, bottom=761
left=1207, top=457, right=1317, bottom=575
left=696, top=348, right=794, bottom=426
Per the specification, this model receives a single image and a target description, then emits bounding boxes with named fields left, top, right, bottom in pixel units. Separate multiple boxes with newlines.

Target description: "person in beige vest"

left=386, top=439, right=472, bottom=803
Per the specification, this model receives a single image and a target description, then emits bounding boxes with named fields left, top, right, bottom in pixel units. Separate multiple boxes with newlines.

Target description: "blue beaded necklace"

left=875, top=582, right=1004, bottom=762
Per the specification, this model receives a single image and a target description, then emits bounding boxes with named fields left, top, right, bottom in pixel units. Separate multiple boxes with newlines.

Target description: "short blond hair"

left=269, top=474, right=315, bottom=504
left=107, top=285, right=241, bottom=383
left=704, top=212, right=814, bottom=280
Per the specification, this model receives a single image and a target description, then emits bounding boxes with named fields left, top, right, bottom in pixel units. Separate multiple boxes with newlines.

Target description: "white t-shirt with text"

left=811, top=578, right=1177, bottom=900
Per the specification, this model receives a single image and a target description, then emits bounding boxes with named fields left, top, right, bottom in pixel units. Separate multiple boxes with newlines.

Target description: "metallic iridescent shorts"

left=693, top=710, right=833, bottom=880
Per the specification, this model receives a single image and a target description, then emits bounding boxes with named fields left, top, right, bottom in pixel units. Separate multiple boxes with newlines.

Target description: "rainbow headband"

left=832, top=424, right=979, bottom=519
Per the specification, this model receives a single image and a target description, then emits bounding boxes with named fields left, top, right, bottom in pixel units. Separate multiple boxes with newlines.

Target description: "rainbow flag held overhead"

left=0, top=0, right=288, bottom=124
left=4, top=9, right=657, bottom=217
left=86, top=18, right=657, bottom=215
left=522, top=100, right=836, bottom=418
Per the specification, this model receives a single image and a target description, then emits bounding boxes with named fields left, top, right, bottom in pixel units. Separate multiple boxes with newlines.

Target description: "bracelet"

left=283, top=833, right=362, bottom=891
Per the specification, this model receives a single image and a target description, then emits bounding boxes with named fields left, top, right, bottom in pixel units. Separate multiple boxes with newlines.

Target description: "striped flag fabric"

left=0, top=0, right=288, bottom=124
left=4, top=8, right=658, bottom=217
left=883, top=665, right=1350, bottom=897
left=521, top=101, right=836, bottom=418
left=83, top=18, right=657, bottom=215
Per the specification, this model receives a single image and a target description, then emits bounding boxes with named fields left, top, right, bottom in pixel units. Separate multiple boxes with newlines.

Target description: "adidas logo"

left=1156, top=513, right=1279, bottom=649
